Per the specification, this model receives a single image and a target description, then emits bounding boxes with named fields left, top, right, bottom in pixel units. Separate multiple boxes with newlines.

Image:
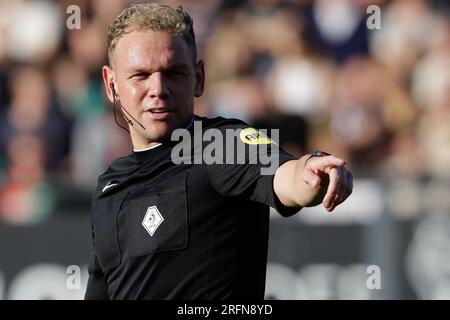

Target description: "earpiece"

left=109, top=82, right=146, bottom=131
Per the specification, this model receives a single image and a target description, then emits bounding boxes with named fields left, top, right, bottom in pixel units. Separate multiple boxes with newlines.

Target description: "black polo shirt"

left=85, top=115, right=300, bottom=300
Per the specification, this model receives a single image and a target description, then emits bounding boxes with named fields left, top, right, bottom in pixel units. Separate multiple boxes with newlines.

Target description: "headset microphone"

left=111, top=83, right=146, bottom=132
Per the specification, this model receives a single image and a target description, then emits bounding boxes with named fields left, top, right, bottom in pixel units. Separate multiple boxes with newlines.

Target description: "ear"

left=194, top=60, right=205, bottom=98
left=102, top=65, right=116, bottom=103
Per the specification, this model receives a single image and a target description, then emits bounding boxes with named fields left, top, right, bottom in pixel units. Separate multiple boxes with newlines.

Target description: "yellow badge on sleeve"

left=239, top=128, right=272, bottom=145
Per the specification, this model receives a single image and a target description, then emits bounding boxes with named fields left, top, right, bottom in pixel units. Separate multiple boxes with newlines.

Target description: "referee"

left=85, top=3, right=353, bottom=300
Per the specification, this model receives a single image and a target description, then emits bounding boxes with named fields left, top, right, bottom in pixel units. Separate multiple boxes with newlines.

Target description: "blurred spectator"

left=370, top=0, right=436, bottom=82
left=70, top=108, right=131, bottom=191
left=67, top=21, right=106, bottom=77
left=325, top=56, right=390, bottom=173
left=303, top=0, right=370, bottom=63
left=1, top=0, right=62, bottom=64
left=265, top=55, right=333, bottom=118
left=0, top=66, right=72, bottom=173
left=0, top=134, right=55, bottom=224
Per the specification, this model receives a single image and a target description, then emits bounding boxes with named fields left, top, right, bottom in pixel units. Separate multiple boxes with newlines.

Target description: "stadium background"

left=0, top=0, right=449, bottom=299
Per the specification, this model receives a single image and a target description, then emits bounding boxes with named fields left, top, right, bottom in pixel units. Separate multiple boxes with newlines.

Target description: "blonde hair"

left=107, top=3, right=197, bottom=65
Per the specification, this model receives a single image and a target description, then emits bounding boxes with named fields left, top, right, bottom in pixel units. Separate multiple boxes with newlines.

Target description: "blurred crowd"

left=0, top=0, right=448, bottom=224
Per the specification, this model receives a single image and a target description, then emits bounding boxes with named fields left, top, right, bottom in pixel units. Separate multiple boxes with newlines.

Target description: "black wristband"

left=305, top=150, right=331, bottom=164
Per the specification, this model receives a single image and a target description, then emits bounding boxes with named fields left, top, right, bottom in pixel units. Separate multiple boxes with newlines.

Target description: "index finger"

left=306, top=155, right=346, bottom=174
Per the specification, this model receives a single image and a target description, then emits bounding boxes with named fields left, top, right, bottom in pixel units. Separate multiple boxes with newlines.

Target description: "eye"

left=130, top=72, right=149, bottom=79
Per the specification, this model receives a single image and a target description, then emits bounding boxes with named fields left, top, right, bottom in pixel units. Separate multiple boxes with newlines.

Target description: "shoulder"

left=196, top=115, right=250, bottom=131
left=95, top=153, right=134, bottom=191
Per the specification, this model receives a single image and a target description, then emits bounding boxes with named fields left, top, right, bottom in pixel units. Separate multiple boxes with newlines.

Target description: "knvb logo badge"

left=142, top=206, right=164, bottom=236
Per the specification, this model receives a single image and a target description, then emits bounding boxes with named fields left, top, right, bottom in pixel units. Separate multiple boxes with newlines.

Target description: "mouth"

left=143, top=107, right=173, bottom=120
left=148, top=108, right=170, bottom=114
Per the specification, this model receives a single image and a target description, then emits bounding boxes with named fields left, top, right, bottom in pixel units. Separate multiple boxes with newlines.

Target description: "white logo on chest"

left=102, top=181, right=118, bottom=192
left=142, top=206, right=164, bottom=236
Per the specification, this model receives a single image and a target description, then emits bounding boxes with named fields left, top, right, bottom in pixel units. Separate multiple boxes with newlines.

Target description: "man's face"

left=103, top=30, right=204, bottom=148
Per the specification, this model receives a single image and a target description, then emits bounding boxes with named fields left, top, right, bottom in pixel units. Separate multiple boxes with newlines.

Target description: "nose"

left=147, top=72, right=170, bottom=99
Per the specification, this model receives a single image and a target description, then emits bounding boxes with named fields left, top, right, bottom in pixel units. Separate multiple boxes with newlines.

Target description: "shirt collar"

left=131, top=114, right=197, bottom=162
left=133, top=143, right=162, bottom=153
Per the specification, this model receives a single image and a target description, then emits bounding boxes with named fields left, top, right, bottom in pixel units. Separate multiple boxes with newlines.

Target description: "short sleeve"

left=204, top=122, right=301, bottom=217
